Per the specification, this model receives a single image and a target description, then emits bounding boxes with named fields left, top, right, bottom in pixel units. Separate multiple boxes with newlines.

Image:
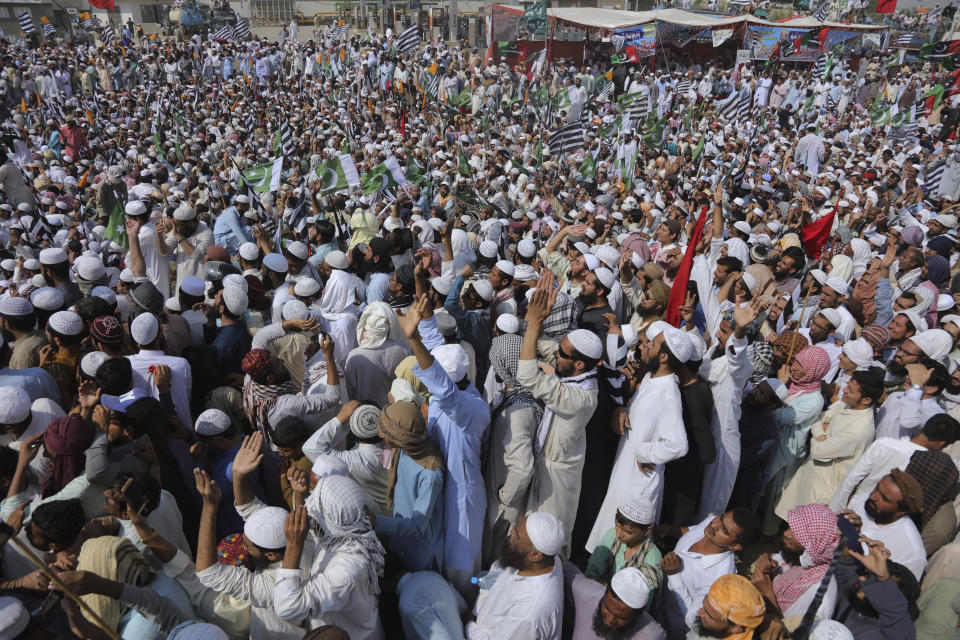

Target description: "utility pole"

left=448, top=0, right=457, bottom=42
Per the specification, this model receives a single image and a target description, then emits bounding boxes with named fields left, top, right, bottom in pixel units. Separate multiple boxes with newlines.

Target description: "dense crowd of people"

left=0, top=15, right=959, bottom=640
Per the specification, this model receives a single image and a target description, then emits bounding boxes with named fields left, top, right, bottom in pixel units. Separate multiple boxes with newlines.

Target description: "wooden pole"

left=786, top=271, right=817, bottom=364
left=6, top=535, right=122, bottom=640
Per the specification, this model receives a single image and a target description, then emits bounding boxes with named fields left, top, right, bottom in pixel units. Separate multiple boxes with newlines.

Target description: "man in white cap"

left=577, top=267, right=616, bottom=338
left=159, top=202, right=214, bottom=293
left=42, top=310, right=84, bottom=406
left=39, top=247, right=82, bottom=308
left=799, top=308, right=843, bottom=382
left=874, top=333, right=951, bottom=440
left=125, top=200, right=171, bottom=297
left=588, top=323, right=690, bottom=551
left=489, top=259, right=517, bottom=316
left=564, top=563, right=665, bottom=640
left=0, top=296, right=47, bottom=371
left=0, top=385, right=65, bottom=481
left=126, top=312, right=194, bottom=428
left=399, top=295, right=489, bottom=597
left=466, top=512, right=565, bottom=639
left=205, top=283, right=252, bottom=376
left=517, top=274, right=600, bottom=553
left=193, top=459, right=306, bottom=639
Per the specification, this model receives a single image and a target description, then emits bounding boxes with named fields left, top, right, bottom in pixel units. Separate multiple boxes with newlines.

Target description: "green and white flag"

left=871, top=103, right=896, bottom=126
left=524, top=0, right=548, bottom=36
left=691, top=135, right=705, bottom=161
left=361, top=156, right=408, bottom=195
left=578, top=148, right=599, bottom=180
left=314, top=153, right=361, bottom=194
left=243, top=157, right=283, bottom=193
left=457, top=145, right=472, bottom=178
left=642, top=115, right=668, bottom=146
left=103, top=200, right=129, bottom=251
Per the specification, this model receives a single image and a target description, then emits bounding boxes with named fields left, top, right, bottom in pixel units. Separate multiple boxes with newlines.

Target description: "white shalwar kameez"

left=465, top=557, right=563, bottom=639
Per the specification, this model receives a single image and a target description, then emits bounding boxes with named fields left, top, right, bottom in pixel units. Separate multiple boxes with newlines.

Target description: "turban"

left=705, top=574, right=766, bottom=640
left=241, top=349, right=271, bottom=377
left=890, top=468, right=925, bottom=514
left=905, top=450, right=959, bottom=527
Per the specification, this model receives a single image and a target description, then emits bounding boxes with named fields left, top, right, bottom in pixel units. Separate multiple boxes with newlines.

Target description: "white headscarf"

left=318, top=269, right=357, bottom=316
left=849, top=238, right=871, bottom=280
left=356, top=301, right=403, bottom=349
left=450, top=228, right=476, bottom=272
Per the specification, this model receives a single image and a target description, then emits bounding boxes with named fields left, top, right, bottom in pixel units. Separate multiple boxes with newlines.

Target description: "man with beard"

left=830, top=413, right=960, bottom=510
left=798, top=308, right=843, bottom=382
left=158, top=202, right=214, bottom=294
left=885, top=310, right=923, bottom=379
left=194, top=463, right=306, bottom=639
left=84, top=387, right=154, bottom=486
left=749, top=503, right=841, bottom=621
left=563, top=564, right=666, bottom=639
left=843, top=469, right=927, bottom=580
left=831, top=537, right=920, bottom=639
left=38, top=247, right=82, bottom=308
left=362, top=237, right=395, bottom=304
left=577, top=268, right=617, bottom=338
left=687, top=574, right=767, bottom=640
left=875, top=352, right=949, bottom=441
left=770, top=246, right=805, bottom=296
left=466, top=511, right=565, bottom=639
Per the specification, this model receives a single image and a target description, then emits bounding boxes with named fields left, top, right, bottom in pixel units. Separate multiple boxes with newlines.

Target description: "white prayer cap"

left=349, top=404, right=381, bottom=439
left=584, top=254, right=601, bottom=270
left=766, top=378, right=789, bottom=402
left=31, top=287, right=63, bottom=311
left=91, top=286, right=117, bottom=305
left=223, top=274, right=247, bottom=293
left=0, top=259, right=14, bottom=272
left=282, top=299, right=309, bottom=321
left=80, top=351, right=109, bottom=378
left=75, top=256, right=106, bottom=281
left=22, top=259, right=40, bottom=271
left=565, top=329, right=601, bottom=360
left=294, top=278, right=321, bottom=297
left=285, top=240, right=309, bottom=260
left=842, top=339, right=874, bottom=369
left=120, top=268, right=136, bottom=283
left=244, top=506, right=289, bottom=549
left=173, top=203, right=197, bottom=220
left=495, top=260, right=515, bottom=278
left=180, top=276, right=205, bottom=297
left=611, top=568, right=651, bottom=610
left=195, top=409, right=231, bottom=436
left=940, top=313, right=960, bottom=328
left=935, top=213, right=959, bottom=229
left=517, top=239, right=537, bottom=258
left=909, top=329, right=954, bottom=363
left=311, top=453, right=349, bottom=477
left=166, top=620, right=229, bottom=640
left=645, top=320, right=671, bottom=341
left=0, top=296, right=32, bottom=316
left=124, top=200, right=147, bottom=216
left=238, top=242, right=260, bottom=261
left=662, top=327, right=694, bottom=363
left=594, top=267, right=615, bottom=290
left=593, top=245, right=621, bottom=270
left=819, top=308, right=842, bottom=329
left=824, top=277, right=849, bottom=296
left=0, top=387, right=31, bottom=424
left=809, top=620, right=854, bottom=640
left=733, top=220, right=752, bottom=235
left=0, top=596, right=30, bottom=640
left=131, top=312, right=159, bottom=345
left=49, top=310, right=82, bottom=336
left=39, top=247, right=67, bottom=264
left=166, top=298, right=182, bottom=312
left=325, top=250, right=349, bottom=270
left=687, top=331, right=708, bottom=362
left=432, top=343, right=470, bottom=382
left=618, top=491, right=655, bottom=525
left=470, top=279, right=494, bottom=302
left=514, top=264, right=538, bottom=282
left=431, top=276, right=453, bottom=296
left=810, top=268, right=828, bottom=286
left=479, top=240, right=498, bottom=258
left=525, top=511, right=565, bottom=556
left=937, top=294, right=956, bottom=313
left=496, top=313, right=521, bottom=334
left=235, top=194, right=250, bottom=205
left=222, top=286, right=248, bottom=315
left=263, top=253, right=288, bottom=273
left=896, top=309, right=928, bottom=332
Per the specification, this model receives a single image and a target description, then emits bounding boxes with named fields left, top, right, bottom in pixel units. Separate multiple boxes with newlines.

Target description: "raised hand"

left=284, top=505, right=310, bottom=546
left=193, top=468, right=222, bottom=506
left=232, top=432, right=264, bottom=477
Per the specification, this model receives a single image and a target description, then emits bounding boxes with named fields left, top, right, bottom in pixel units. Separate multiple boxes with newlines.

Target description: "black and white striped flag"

left=232, top=18, right=250, bottom=40
left=926, top=161, right=946, bottom=196
left=737, top=92, right=753, bottom=119
left=813, top=1, right=829, bottom=22
left=549, top=121, right=584, bottom=156
left=395, top=24, right=420, bottom=54
left=279, top=120, right=294, bottom=156
left=332, top=22, right=348, bottom=39
left=100, top=25, right=114, bottom=45
left=675, top=78, right=691, bottom=94
left=19, top=11, right=34, bottom=34
left=813, top=54, right=827, bottom=79
left=895, top=33, right=913, bottom=46
left=719, top=92, right=739, bottom=119
left=213, top=25, right=230, bottom=40
left=41, top=18, right=55, bottom=37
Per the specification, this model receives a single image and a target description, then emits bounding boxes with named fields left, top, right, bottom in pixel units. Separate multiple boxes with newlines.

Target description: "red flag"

left=876, top=0, right=896, bottom=13
left=818, top=28, right=830, bottom=46
left=399, top=109, right=406, bottom=138
left=89, top=0, right=115, bottom=9
left=665, top=206, right=709, bottom=327
left=801, top=201, right=839, bottom=260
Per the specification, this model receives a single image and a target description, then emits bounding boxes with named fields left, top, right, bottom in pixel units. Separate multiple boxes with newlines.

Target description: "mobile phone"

left=837, top=514, right=863, bottom=554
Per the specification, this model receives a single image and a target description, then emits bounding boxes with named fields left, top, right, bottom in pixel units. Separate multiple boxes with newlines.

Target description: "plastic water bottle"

left=471, top=570, right=501, bottom=590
